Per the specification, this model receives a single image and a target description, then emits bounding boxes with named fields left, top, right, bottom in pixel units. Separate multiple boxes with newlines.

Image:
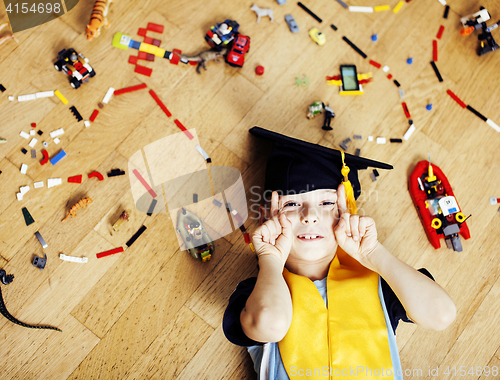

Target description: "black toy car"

left=54, top=48, right=96, bottom=89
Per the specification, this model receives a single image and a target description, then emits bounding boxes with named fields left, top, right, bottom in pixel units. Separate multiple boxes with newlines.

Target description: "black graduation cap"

left=249, top=127, right=393, bottom=202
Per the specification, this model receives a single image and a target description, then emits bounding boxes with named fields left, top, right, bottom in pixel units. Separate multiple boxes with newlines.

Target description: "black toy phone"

left=340, top=65, right=360, bottom=91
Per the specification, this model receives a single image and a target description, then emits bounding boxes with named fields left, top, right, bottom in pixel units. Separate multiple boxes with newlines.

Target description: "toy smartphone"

left=340, top=65, right=360, bottom=91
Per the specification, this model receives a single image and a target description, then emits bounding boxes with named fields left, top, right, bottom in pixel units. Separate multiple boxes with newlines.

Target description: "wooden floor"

left=0, top=0, right=499, bottom=378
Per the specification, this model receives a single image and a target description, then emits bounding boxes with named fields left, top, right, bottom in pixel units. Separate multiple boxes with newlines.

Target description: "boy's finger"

left=337, top=183, right=347, bottom=217
left=358, top=217, right=368, bottom=237
left=271, top=191, right=280, bottom=218
left=350, top=215, right=360, bottom=241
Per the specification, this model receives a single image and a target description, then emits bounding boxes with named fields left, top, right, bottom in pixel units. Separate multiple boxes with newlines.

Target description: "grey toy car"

left=285, top=15, right=299, bottom=33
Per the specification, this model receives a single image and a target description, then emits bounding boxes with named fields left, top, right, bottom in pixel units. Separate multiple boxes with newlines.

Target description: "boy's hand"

left=252, top=191, right=293, bottom=266
left=334, top=183, right=379, bottom=271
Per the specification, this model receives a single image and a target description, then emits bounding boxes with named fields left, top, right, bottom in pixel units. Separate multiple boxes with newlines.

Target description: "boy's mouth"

left=297, top=234, right=324, bottom=241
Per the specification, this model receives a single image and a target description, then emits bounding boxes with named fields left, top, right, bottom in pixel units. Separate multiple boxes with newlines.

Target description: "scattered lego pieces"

left=31, top=123, right=36, bottom=128
left=68, top=175, right=83, bottom=183
left=114, top=83, right=148, bottom=96
left=390, top=138, right=403, bottom=143
left=69, top=106, right=83, bottom=122
left=37, top=130, right=43, bottom=136
left=22, top=207, right=35, bottom=226
left=147, top=199, right=157, bottom=216
left=32, top=254, right=47, bottom=270
left=212, top=199, right=222, bottom=207
left=399, top=89, right=405, bottom=98
left=382, top=65, right=389, bottom=73
left=50, top=150, right=66, bottom=165
left=353, top=134, right=362, bottom=140
left=107, top=168, right=125, bottom=177
left=376, top=137, right=386, bottom=144
left=28, top=138, right=37, bottom=148
left=174, top=119, right=194, bottom=140
left=54, top=138, right=60, bottom=144
left=342, top=36, right=367, bottom=59
left=430, top=61, right=443, bottom=82
left=96, top=247, right=124, bottom=259
left=426, top=103, right=433, bottom=111
left=134, top=64, right=152, bottom=77
left=88, top=171, right=104, bottom=181
left=21, top=148, right=27, bottom=155
left=89, top=109, right=99, bottom=122
left=84, top=121, right=91, bottom=128
left=368, top=136, right=374, bottom=141
left=193, top=193, right=198, bottom=203
left=30, top=130, right=36, bottom=136
left=54, top=90, right=68, bottom=105
left=132, top=169, right=157, bottom=198
left=20, top=164, right=28, bottom=174
left=50, top=128, right=64, bottom=138
left=370, top=172, right=377, bottom=182
left=47, top=178, right=62, bottom=188
left=297, top=2, right=322, bottom=23
left=195, top=145, right=211, bottom=163
left=126, top=225, right=147, bottom=247
left=334, top=0, right=348, bottom=9
left=354, top=148, right=361, bottom=156
left=59, top=254, right=88, bottom=263
left=255, top=65, right=265, bottom=75
left=18, top=94, right=37, bottom=102
left=349, top=6, right=373, bottom=12
left=446, top=89, right=466, bottom=108
left=149, top=89, right=172, bottom=117
left=103, top=87, right=115, bottom=104
left=147, top=22, right=164, bottom=33
left=330, top=24, right=338, bottom=31
left=34, top=181, right=44, bottom=188
left=393, top=1, right=404, bottom=13
left=402, top=102, right=411, bottom=118
left=369, top=60, right=381, bottom=68
left=62, top=197, right=93, bottom=222
left=406, top=57, right=413, bottom=64
left=35, top=231, right=48, bottom=248
left=0, top=84, right=5, bottom=92
left=374, top=5, right=390, bottom=11
left=31, top=150, right=36, bottom=158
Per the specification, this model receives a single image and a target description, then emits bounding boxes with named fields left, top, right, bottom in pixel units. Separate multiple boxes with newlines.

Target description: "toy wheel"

left=431, top=218, right=442, bottom=229
left=70, top=77, right=81, bottom=89
left=89, top=69, right=96, bottom=78
left=181, top=208, right=187, bottom=215
left=54, top=61, right=63, bottom=71
left=455, top=212, right=466, bottom=223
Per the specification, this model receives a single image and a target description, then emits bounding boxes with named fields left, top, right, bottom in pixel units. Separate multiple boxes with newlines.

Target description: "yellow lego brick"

left=54, top=90, right=68, bottom=105
left=374, top=5, right=390, bottom=11
left=340, top=91, right=364, bottom=95
left=327, top=79, right=343, bottom=86
left=358, top=72, right=373, bottom=80
left=139, top=42, right=157, bottom=54
left=154, top=48, right=166, bottom=57
left=393, top=1, right=404, bottom=13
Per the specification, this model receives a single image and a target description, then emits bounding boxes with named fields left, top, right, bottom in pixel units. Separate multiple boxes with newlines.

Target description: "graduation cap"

left=249, top=127, right=393, bottom=214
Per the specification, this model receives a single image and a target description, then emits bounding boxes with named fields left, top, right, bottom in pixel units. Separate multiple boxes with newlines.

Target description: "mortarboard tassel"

left=340, top=151, right=358, bottom=215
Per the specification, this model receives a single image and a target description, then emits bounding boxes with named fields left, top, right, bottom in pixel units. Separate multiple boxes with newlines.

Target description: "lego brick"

left=103, top=87, right=115, bottom=104
left=433, top=40, right=438, bottom=61
left=84, top=121, right=91, bottom=128
left=212, top=199, right=222, bottom=207
left=50, top=128, right=64, bottom=138
left=138, top=51, right=148, bottom=60
left=152, top=39, right=161, bottom=47
left=30, top=130, right=36, bottom=136
left=126, top=225, right=147, bottom=247
left=36, top=91, right=54, bottom=98
left=20, top=185, right=30, bottom=195
left=297, top=2, right=323, bottom=22
left=70, top=106, right=83, bottom=122
left=370, top=172, right=377, bottom=182
left=89, top=109, right=99, bottom=122
left=31, top=149, right=36, bottom=158
left=21, top=164, right=28, bottom=174
left=354, top=148, right=361, bottom=156
left=353, top=135, right=362, bottom=140
left=22, top=207, right=35, bottom=226
left=34, top=181, right=44, bottom=188
left=170, top=49, right=181, bottom=65
left=50, top=150, right=66, bottom=165
left=334, top=0, right=348, bottom=9
left=54, top=90, right=68, bottom=105
left=376, top=137, right=386, bottom=144
left=96, top=247, right=124, bottom=259
left=37, top=130, right=43, bottom=135
left=132, top=169, right=158, bottom=198
left=130, top=40, right=141, bottom=50
left=149, top=90, right=172, bottom=117
left=393, top=79, right=400, bottom=87
left=146, top=53, right=155, bottom=62
left=382, top=65, right=390, bottom=72
left=466, top=105, right=487, bottom=122
left=29, top=138, right=37, bottom=147
left=134, top=64, right=153, bottom=77
left=443, top=5, right=450, bottom=18
left=392, top=1, right=404, bottom=13
left=226, top=203, right=232, bottom=212
left=446, top=89, right=467, bottom=108
left=339, top=142, right=349, bottom=151
left=430, top=61, right=443, bottom=82
left=21, top=148, right=27, bottom=154
left=147, top=199, right=157, bottom=216
left=403, top=124, right=416, bottom=140
left=16, top=193, right=23, bottom=201
left=342, top=137, right=352, bottom=144
left=60, top=254, right=88, bottom=263
left=437, top=0, right=446, bottom=5
left=35, top=231, right=48, bottom=248
left=143, top=37, right=154, bottom=45
left=18, top=94, right=37, bottom=101
left=193, top=193, right=198, bottom=203
left=54, top=138, right=60, bottom=144
left=436, top=25, right=444, bottom=40
left=114, top=83, right=148, bottom=96
left=374, top=5, right=390, bottom=11
left=174, top=119, right=195, bottom=140
left=368, top=136, right=374, bottom=141
left=40, top=150, right=49, bottom=165
left=47, top=178, right=62, bottom=188
left=390, top=138, right=403, bottom=143
left=32, top=254, right=47, bottom=270
left=486, top=119, right=500, bottom=133
left=373, top=169, right=380, bottom=177
left=369, top=60, right=381, bottom=69
left=330, top=24, right=338, bottom=31
left=164, top=51, right=172, bottom=59
left=342, top=36, right=367, bottom=59
left=107, top=168, right=125, bottom=177
left=138, top=28, right=147, bottom=37
left=128, top=55, right=139, bottom=65
left=88, top=171, right=104, bottom=181
left=147, top=22, right=164, bottom=33
left=0, top=84, right=5, bottom=92
left=399, top=89, right=405, bottom=98
left=195, top=144, right=211, bottom=162
left=349, top=6, right=373, bottom=12
left=31, top=123, right=36, bottom=128
left=244, top=233, right=251, bottom=244
left=402, top=102, right=411, bottom=118
left=20, top=131, right=30, bottom=139
left=68, top=175, right=83, bottom=183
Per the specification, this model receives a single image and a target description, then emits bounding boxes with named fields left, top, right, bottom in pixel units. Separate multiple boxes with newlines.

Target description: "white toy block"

left=382, top=65, right=390, bottom=72
left=84, top=121, right=91, bottom=128
left=30, top=130, right=36, bottom=136
left=36, top=91, right=55, bottom=98
left=59, top=253, right=88, bottom=263
left=54, top=138, right=60, bottom=144
left=376, top=137, right=386, bottom=144
left=29, top=138, right=37, bottom=147
left=8, top=96, right=14, bottom=101
left=34, top=181, right=44, bottom=188
left=20, top=131, right=30, bottom=139
left=18, top=94, right=37, bottom=102
left=20, top=185, right=30, bottom=194
left=47, top=178, right=62, bottom=188
left=102, top=87, right=115, bottom=104
left=368, top=136, right=374, bottom=141
left=16, top=193, right=23, bottom=201
left=486, top=119, right=500, bottom=133
left=403, top=125, right=416, bottom=140
left=349, top=6, right=373, bottom=12
left=21, top=164, right=28, bottom=174
left=50, top=128, right=64, bottom=138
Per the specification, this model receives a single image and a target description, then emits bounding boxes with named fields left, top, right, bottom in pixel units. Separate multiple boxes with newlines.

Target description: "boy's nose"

left=300, top=207, right=318, bottom=224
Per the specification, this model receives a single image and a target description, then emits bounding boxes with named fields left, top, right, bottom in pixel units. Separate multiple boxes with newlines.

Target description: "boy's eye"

left=283, top=202, right=299, bottom=207
left=322, top=201, right=335, bottom=206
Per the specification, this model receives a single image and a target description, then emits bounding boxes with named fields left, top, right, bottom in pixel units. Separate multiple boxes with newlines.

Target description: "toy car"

left=54, top=48, right=95, bottom=89
left=409, top=160, right=470, bottom=252
left=309, top=28, right=325, bottom=45
left=205, top=19, right=240, bottom=50
left=176, top=207, right=215, bottom=262
left=285, top=15, right=299, bottom=33
left=226, top=34, right=250, bottom=67
left=460, top=7, right=500, bottom=56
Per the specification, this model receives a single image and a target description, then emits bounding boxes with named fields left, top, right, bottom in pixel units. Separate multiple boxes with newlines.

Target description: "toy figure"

left=54, top=48, right=96, bottom=89
left=0, top=23, right=18, bottom=47
left=176, top=208, right=215, bottom=262
left=322, top=104, right=335, bottom=131
left=461, top=7, right=500, bottom=56
left=112, top=209, right=131, bottom=232
left=205, top=19, right=240, bottom=49
left=307, top=101, right=324, bottom=119
left=177, top=47, right=229, bottom=74
left=86, top=0, right=114, bottom=41
left=62, top=197, right=93, bottom=221
left=250, top=4, right=274, bottom=23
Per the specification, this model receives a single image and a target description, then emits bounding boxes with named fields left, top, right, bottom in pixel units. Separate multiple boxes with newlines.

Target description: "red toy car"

left=409, top=160, right=470, bottom=252
left=226, top=34, right=250, bottom=67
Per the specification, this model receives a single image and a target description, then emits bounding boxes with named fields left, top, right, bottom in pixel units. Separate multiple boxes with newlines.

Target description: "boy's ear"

left=259, top=206, right=269, bottom=225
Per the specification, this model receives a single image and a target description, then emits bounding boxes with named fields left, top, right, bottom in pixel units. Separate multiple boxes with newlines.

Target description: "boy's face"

left=278, top=189, right=340, bottom=263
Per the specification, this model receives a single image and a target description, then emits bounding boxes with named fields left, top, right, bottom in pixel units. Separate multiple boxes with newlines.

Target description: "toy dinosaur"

left=86, top=0, right=114, bottom=41
left=0, top=23, right=19, bottom=47
left=177, top=47, right=229, bottom=74
left=62, top=197, right=93, bottom=222
left=0, top=270, right=61, bottom=332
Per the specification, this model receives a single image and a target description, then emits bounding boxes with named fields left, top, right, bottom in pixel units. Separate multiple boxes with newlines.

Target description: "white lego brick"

left=195, top=144, right=210, bottom=161
left=16, top=193, right=23, bottom=201
left=437, top=0, right=446, bottom=5
left=486, top=119, right=500, bottom=133
left=47, top=178, right=62, bottom=188
left=20, top=131, right=30, bottom=139
left=59, top=253, right=88, bottom=263
left=376, top=137, right=386, bottom=144
left=8, top=96, right=14, bottom=101
left=34, top=181, right=44, bottom=188
left=36, top=91, right=54, bottom=98
left=20, top=164, right=28, bottom=174
left=399, top=89, right=405, bottom=98
left=30, top=130, right=36, bottom=136
left=368, top=136, right=374, bottom=142
left=382, top=65, right=390, bottom=72
left=18, top=94, right=37, bottom=102
left=54, top=138, right=60, bottom=144
left=50, top=128, right=64, bottom=138
left=102, top=87, right=115, bottom=104
left=349, top=6, right=373, bottom=12
left=84, top=120, right=91, bottom=128
left=29, top=138, right=37, bottom=147
left=20, top=185, right=30, bottom=194
left=403, top=125, right=416, bottom=140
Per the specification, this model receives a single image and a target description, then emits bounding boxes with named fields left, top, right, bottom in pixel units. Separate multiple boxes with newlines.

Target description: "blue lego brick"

left=50, top=150, right=67, bottom=165
left=130, top=40, right=141, bottom=50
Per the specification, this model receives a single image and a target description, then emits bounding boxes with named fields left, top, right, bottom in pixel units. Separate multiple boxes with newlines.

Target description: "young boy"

left=223, top=127, right=456, bottom=380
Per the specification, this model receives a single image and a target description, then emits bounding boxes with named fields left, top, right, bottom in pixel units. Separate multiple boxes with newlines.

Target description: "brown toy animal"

left=86, top=0, right=114, bottom=41
left=177, top=47, right=229, bottom=74
left=62, top=197, right=93, bottom=222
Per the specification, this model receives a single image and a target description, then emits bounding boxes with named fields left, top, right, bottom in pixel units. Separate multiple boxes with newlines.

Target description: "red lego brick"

left=147, top=22, right=164, bottom=33
left=96, top=246, right=124, bottom=259
left=189, top=61, right=198, bottom=66
left=436, top=25, right=444, bottom=40
left=89, top=109, right=99, bottom=122
left=114, top=83, right=148, bottom=96
left=446, top=89, right=467, bottom=109
left=133, top=169, right=157, bottom=198
left=31, top=123, right=36, bottom=128
left=244, top=233, right=251, bottom=244
left=369, top=60, right=382, bottom=69
left=387, top=74, right=393, bottom=79
left=174, top=119, right=194, bottom=140
left=170, top=49, right=181, bottom=65
left=138, top=28, right=147, bottom=37
left=68, top=175, right=83, bottom=183
left=88, top=171, right=104, bottom=181
left=138, top=51, right=148, bottom=60
left=152, top=39, right=161, bottom=47
left=433, top=40, right=438, bottom=62
left=149, top=89, right=172, bottom=117
left=40, top=150, right=49, bottom=165
left=128, top=55, right=139, bottom=65
left=146, top=54, right=155, bottom=62
left=134, top=64, right=153, bottom=77
left=143, top=37, right=154, bottom=44
left=402, top=102, right=411, bottom=118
